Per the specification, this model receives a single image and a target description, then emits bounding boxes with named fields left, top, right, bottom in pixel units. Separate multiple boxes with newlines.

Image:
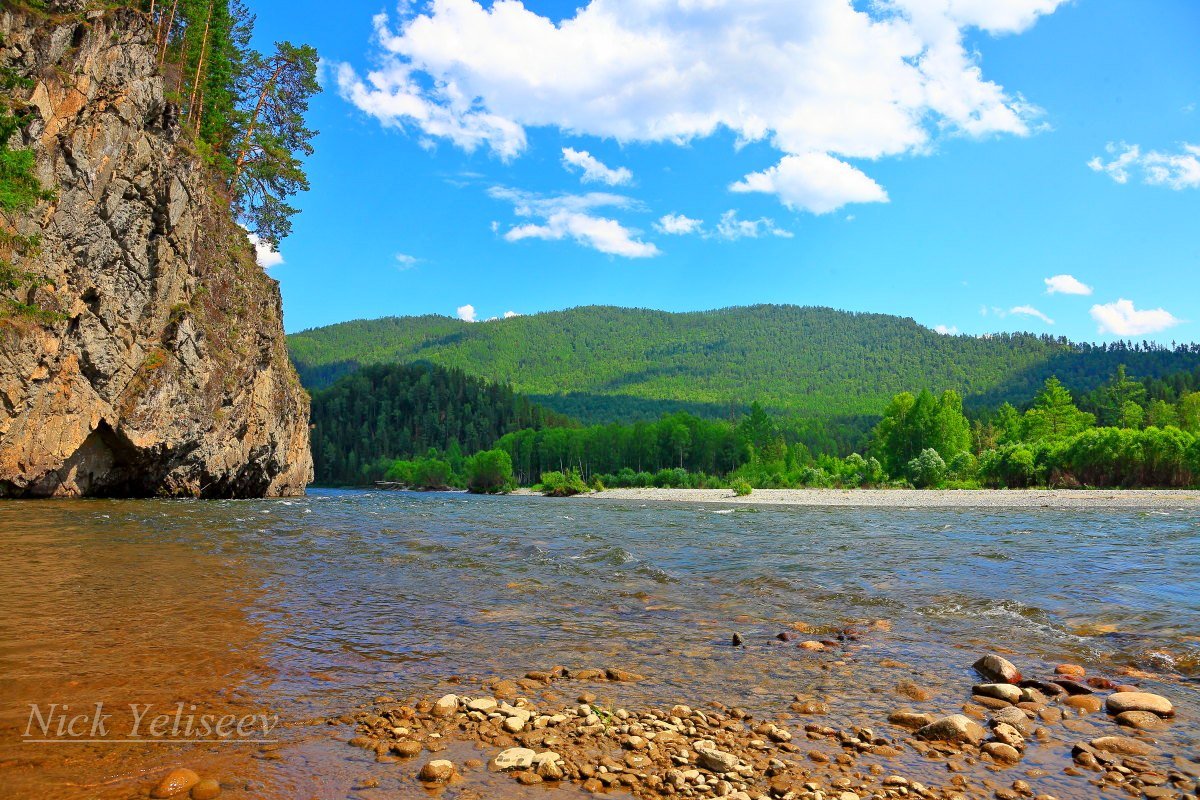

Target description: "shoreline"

left=556, top=487, right=1200, bottom=508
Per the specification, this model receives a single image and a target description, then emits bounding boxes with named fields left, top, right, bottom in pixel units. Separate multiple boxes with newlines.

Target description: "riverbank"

left=559, top=487, right=1200, bottom=508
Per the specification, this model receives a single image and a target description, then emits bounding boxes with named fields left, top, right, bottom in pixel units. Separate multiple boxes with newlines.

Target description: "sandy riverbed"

left=563, top=487, right=1200, bottom=508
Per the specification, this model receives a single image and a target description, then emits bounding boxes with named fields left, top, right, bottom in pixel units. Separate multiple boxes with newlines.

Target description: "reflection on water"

left=1, top=491, right=1198, bottom=798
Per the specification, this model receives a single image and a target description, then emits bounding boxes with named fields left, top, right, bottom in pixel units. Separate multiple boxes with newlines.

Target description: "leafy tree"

left=1118, top=400, right=1145, bottom=430
left=1095, top=365, right=1147, bottom=426
left=1145, top=399, right=1178, bottom=429
left=1179, top=393, right=1200, bottom=433
left=466, top=449, right=514, bottom=494
left=1021, top=378, right=1095, bottom=441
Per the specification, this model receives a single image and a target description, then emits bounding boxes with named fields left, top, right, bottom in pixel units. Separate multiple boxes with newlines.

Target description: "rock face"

left=0, top=6, right=311, bottom=497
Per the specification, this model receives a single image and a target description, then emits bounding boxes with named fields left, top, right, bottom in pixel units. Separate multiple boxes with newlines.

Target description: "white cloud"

left=714, top=210, right=793, bottom=241
left=1044, top=274, right=1092, bottom=296
left=503, top=310, right=521, bottom=318
left=1090, top=299, right=1182, bottom=337
left=247, top=233, right=283, bottom=269
left=489, top=187, right=660, bottom=258
left=395, top=253, right=419, bottom=270
left=655, top=214, right=704, bottom=235
left=561, top=147, right=633, bottom=186
left=934, top=324, right=959, bottom=335
left=1089, top=142, right=1200, bottom=190
left=1009, top=305, right=1054, bottom=325
left=337, top=0, right=1062, bottom=208
left=456, top=304, right=478, bottom=322
left=730, top=152, right=889, bottom=214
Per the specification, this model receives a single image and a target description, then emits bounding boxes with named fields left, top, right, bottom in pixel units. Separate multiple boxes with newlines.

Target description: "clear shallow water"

left=1, top=490, right=1198, bottom=798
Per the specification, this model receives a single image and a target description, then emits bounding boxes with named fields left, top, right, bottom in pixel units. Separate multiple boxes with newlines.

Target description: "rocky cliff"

left=0, top=4, right=312, bottom=497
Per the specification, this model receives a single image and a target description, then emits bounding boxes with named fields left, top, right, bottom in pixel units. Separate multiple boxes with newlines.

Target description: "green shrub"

left=730, top=478, right=752, bottom=496
left=540, top=468, right=588, bottom=497
left=907, top=448, right=947, bottom=488
left=466, top=449, right=514, bottom=494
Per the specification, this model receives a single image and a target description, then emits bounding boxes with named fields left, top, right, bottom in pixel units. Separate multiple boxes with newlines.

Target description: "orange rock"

left=1055, top=664, right=1086, bottom=677
left=151, top=768, right=200, bottom=798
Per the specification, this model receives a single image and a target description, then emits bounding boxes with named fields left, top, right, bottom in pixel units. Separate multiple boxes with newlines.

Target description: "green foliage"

left=979, top=445, right=1038, bottom=488
left=1020, top=378, right=1095, bottom=441
left=539, top=469, right=588, bottom=497
left=287, top=306, right=1200, bottom=425
left=466, top=448, right=513, bottom=494
left=871, top=389, right=970, bottom=476
left=309, top=362, right=570, bottom=485
left=730, top=478, right=752, bottom=496
left=907, top=448, right=947, bottom=488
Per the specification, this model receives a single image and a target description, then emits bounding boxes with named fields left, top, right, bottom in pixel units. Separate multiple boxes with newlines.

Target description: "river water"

left=1, top=490, right=1198, bottom=799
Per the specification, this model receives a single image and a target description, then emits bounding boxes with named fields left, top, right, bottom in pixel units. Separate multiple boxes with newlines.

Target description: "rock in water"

left=151, top=768, right=200, bottom=798
left=915, top=715, right=987, bottom=745
left=432, top=694, right=458, bottom=717
left=1115, top=710, right=1168, bottom=731
left=972, top=655, right=1022, bottom=684
left=418, top=760, right=456, bottom=783
left=1089, top=736, right=1157, bottom=756
left=0, top=7, right=311, bottom=498
left=1105, top=692, right=1174, bottom=718
left=190, top=779, right=221, bottom=800
left=493, top=748, right=537, bottom=771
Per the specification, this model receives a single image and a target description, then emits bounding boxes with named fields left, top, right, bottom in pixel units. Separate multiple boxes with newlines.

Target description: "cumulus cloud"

left=1009, top=305, right=1054, bottom=325
left=503, top=310, right=521, bottom=318
left=655, top=214, right=704, bottom=235
left=934, top=324, right=959, bottom=335
left=456, top=304, right=478, bottom=322
left=1090, top=299, right=1182, bottom=336
left=1089, top=142, right=1200, bottom=190
left=561, top=147, right=633, bottom=186
left=489, top=187, right=660, bottom=258
left=395, top=253, right=419, bottom=270
left=247, top=233, right=283, bottom=269
left=729, top=152, right=889, bottom=214
left=1044, top=274, right=1092, bottom=296
left=714, top=210, right=793, bottom=241
left=337, top=0, right=1062, bottom=209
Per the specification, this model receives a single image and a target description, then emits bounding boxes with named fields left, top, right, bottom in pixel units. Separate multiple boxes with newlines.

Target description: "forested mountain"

left=289, top=305, right=1200, bottom=422
left=310, top=362, right=570, bottom=484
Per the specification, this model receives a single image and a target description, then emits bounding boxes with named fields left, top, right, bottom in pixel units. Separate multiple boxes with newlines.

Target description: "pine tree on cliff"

left=229, top=41, right=319, bottom=249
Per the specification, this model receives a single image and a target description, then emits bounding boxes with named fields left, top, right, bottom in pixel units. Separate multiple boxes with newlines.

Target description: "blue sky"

left=245, top=0, right=1199, bottom=343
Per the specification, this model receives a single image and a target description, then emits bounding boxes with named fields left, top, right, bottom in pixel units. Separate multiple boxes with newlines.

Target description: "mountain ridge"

left=288, top=304, right=1200, bottom=423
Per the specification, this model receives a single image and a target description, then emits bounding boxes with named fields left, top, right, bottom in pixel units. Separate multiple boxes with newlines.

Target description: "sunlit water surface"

left=1, top=490, right=1198, bottom=799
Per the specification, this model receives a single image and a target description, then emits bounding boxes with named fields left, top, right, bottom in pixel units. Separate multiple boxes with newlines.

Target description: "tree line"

left=345, top=363, right=1200, bottom=493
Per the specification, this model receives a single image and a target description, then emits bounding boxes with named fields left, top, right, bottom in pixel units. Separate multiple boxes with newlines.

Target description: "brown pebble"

left=1064, top=695, right=1102, bottom=713
left=1055, top=664, right=1086, bottom=677
left=1114, top=710, right=1168, bottom=731
left=152, top=768, right=200, bottom=799
left=190, top=779, right=221, bottom=800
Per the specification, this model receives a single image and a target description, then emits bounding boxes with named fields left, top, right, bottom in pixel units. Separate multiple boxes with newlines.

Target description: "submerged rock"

left=190, top=779, right=221, bottom=800
left=151, top=768, right=200, bottom=798
left=418, top=760, right=456, bottom=783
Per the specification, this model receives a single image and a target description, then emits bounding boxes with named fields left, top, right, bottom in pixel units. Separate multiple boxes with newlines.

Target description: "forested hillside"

left=310, top=362, right=570, bottom=484
left=288, top=306, right=1200, bottom=421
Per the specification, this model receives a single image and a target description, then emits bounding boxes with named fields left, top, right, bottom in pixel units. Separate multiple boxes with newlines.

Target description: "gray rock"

left=696, top=747, right=740, bottom=773
left=973, top=655, right=1022, bottom=684
left=915, top=715, right=987, bottom=745
left=493, top=748, right=537, bottom=771
left=974, top=683, right=1022, bottom=703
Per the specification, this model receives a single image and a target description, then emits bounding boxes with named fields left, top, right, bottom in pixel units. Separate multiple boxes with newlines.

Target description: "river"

left=1, top=490, right=1197, bottom=798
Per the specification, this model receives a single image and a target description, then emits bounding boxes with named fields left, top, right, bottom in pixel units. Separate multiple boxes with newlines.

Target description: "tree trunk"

left=185, top=0, right=215, bottom=127
left=159, top=0, right=180, bottom=69
left=230, top=61, right=285, bottom=189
